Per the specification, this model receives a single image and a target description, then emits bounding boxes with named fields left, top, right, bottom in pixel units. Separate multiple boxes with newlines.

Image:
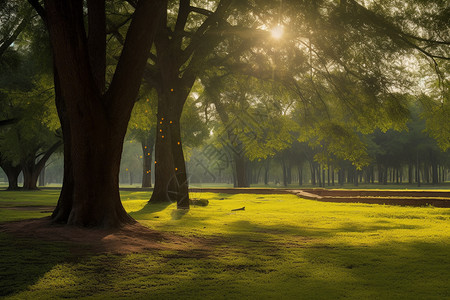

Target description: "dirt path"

left=190, top=188, right=450, bottom=208
left=0, top=217, right=213, bottom=255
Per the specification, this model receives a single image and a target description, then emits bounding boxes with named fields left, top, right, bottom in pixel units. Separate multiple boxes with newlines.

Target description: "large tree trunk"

left=0, top=160, right=22, bottom=190
left=51, top=72, right=75, bottom=222
left=43, top=0, right=164, bottom=227
left=22, top=164, right=39, bottom=190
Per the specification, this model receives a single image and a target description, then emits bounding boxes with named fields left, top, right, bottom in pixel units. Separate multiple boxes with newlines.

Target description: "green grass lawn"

left=1, top=189, right=449, bottom=299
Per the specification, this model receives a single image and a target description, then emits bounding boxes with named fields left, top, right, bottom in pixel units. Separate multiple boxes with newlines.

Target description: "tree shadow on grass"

left=0, top=215, right=448, bottom=299
left=140, top=220, right=450, bottom=299
left=129, top=201, right=172, bottom=219
left=0, top=233, right=70, bottom=297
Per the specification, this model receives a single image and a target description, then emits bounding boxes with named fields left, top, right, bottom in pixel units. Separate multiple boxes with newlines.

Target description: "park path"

left=189, top=188, right=450, bottom=208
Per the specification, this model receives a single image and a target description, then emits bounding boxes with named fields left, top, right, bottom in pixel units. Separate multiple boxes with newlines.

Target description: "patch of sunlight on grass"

left=0, top=190, right=60, bottom=207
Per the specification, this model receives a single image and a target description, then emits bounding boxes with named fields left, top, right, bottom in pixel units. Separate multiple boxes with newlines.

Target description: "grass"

left=1, top=189, right=449, bottom=299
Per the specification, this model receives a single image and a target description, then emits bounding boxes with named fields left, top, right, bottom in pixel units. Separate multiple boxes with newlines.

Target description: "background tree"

left=0, top=18, right=60, bottom=190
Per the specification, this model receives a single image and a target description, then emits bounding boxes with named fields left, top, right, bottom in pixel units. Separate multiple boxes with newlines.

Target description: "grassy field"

left=0, top=189, right=449, bottom=299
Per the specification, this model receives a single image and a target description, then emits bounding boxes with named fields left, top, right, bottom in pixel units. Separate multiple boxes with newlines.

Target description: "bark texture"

left=0, top=159, right=21, bottom=190
left=43, top=0, right=164, bottom=227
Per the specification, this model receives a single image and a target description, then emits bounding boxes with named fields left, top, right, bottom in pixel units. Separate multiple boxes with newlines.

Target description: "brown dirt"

left=289, top=188, right=450, bottom=207
left=0, top=206, right=55, bottom=212
left=0, top=217, right=212, bottom=255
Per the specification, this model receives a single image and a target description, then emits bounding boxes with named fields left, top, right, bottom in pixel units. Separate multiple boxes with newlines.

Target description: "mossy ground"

left=1, top=189, right=449, bottom=299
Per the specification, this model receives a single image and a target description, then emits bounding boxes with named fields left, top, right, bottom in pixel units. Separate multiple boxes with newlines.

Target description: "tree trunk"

left=310, top=162, right=316, bottom=185
left=264, top=160, right=270, bottom=185
left=141, top=136, right=154, bottom=188
left=22, top=163, right=39, bottom=190
left=282, top=158, right=287, bottom=187
left=298, top=163, right=303, bottom=186
left=39, top=165, right=46, bottom=187
left=22, top=141, right=61, bottom=190
left=255, top=164, right=262, bottom=184
left=408, top=163, right=413, bottom=184
left=331, top=165, right=335, bottom=185
left=44, top=0, right=164, bottom=227
left=0, top=160, right=22, bottom=190
left=286, top=164, right=292, bottom=185
left=327, top=166, right=330, bottom=186
left=431, top=162, right=438, bottom=185
left=317, top=165, right=322, bottom=187
left=51, top=74, right=75, bottom=223
left=233, top=154, right=250, bottom=187
left=150, top=90, right=190, bottom=208
left=416, top=152, right=421, bottom=187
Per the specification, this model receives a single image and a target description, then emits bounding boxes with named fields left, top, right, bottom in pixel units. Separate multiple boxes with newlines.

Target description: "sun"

left=271, top=24, right=284, bottom=39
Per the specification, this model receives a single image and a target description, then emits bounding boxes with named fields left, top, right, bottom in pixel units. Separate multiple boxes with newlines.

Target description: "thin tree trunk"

left=282, top=158, right=287, bottom=187
left=331, top=165, right=335, bottom=185
left=150, top=90, right=190, bottom=207
left=310, top=162, right=316, bottom=185
left=286, top=164, right=292, bottom=185
left=298, top=163, right=303, bottom=186
left=264, top=160, right=269, bottom=185
left=141, top=135, right=154, bottom=188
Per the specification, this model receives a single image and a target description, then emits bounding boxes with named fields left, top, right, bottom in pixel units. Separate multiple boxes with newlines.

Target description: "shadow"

left=121, top=219, right=450, bottom=299
left=171, top=209, right=189, bottom=220
left=129, top=201, right=172, bottom=219
left=0, top=215, right=448, bottom=299
left=0, top=232, right=70, bottom=297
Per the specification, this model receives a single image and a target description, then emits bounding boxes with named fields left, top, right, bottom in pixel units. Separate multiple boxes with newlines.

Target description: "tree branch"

left=190, top=6, right=213, bottom=17
left=173, top=0, right=190, bottom=51
left=27, top=0, right=47, bottom=24
left=181, top=0, right=232, bottom=64
left=87, top=0, right=106, bottom=93
left=106, top=0, right=166, bottom=126
left=0, top=17, right=28, bottom=57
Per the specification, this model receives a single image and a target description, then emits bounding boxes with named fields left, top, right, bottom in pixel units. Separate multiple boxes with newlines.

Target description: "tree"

left=129, top=0, right=233, bottom=207
left=127, top=92, right=157, bottom=188
left=0, top=1, right=33, bottom=58
left=203, top=74, right=297, bottom=187
left=0, top=20, right=61, bottom=191
left=28, top=0, right=165, bottom=227
left=0, top=78, right=62, bottom=190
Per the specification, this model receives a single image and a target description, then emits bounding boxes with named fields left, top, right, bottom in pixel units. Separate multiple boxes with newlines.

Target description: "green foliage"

left=180, top=81, right=210, bottom=152
left=203, top=74, right=298, bottom=161
left=127, top=89, right=158, bottom=142
left=420, top=93, right=450, bottom=151
left=300, top=121, right=371, bottom=170
left=0, top=74, right=59, bottom=165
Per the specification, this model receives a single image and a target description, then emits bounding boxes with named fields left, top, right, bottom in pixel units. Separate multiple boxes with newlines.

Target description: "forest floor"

left=0, top=189, right=449, bottom=299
